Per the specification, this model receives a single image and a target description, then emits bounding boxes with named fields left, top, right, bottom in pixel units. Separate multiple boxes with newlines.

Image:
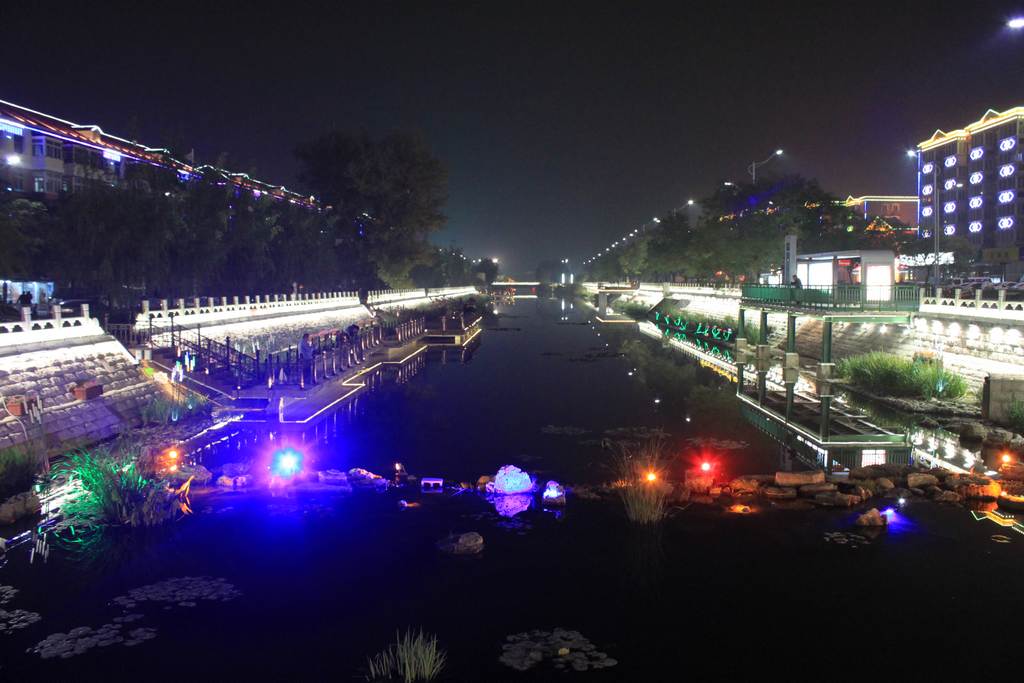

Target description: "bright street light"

left=749, top=149, right=784, bottom=183
left=775, top=149, right=783, bottom=156
left=687, top=199, right=695, bottom=206
left=906, top=149, right=917, bottom=158
left=1008, top=17, right=1024, bottom=29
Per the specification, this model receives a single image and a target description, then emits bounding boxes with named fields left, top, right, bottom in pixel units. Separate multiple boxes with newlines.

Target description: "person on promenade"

left=791, top=274, right=802, bottom=289
left=299, top=332, right=315, bottom=387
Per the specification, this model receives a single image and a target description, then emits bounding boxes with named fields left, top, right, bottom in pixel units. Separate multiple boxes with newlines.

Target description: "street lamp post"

left=748, top=149, right=783, bottom=184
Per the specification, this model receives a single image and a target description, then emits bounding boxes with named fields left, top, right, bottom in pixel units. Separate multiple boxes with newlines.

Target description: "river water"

left=1, top=297, right=1021, bottom=679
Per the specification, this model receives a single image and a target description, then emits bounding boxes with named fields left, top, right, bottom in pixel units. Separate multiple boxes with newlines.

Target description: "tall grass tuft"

left=613, top=437, right=671, bottom=525
left=0, top=441, right=44, bottom=500
left=140, top=390, right=210, bottom=426
left=837, top=352, right=967, bottom=400
left=366, top=629, right=446, bottom=682
left=52, top=445, right=188, bottom=528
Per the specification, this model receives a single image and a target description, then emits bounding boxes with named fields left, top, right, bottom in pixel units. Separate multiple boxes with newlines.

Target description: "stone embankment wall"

left=0, top=319, right=158, bottom=453
left=793, top=316, right=1024, bottom=388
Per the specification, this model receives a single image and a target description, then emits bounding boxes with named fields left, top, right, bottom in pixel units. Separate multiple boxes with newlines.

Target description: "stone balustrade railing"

left=0, top=304, right=101, bottom=348
left=427, top=286, right=478, bottom=299
left=368, top=286, right=478, bottom=305
left=367, top=288, right=426, bottom=305
left=134, top=291, right=361, bottom=330
left=919, top=287, right=1024, bottom=322
left=583, top=281, right=742, bottom=298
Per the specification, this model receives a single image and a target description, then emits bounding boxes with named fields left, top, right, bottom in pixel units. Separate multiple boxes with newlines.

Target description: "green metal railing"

left=740, top=284, right=920, bottom=312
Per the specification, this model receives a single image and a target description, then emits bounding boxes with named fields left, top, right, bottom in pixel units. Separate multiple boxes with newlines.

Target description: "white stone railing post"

left=176, top=298, right=185, bottom=310
left=953, top=288, right=961, bottom=304
left=80, top=303, right=90, bottom=318
left=51, top=304, right=61, bottom=321
left=141, top=300, right=150, bottom=314
left=998, top=289, right=1006, bottom=309
left=243, top=295, right=251, bottom=305
left=160, top=299, right=169, bottom=312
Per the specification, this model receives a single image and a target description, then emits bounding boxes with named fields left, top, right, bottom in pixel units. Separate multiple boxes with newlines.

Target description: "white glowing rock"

left=488, top=465, right=535, bottom=494
left=542, top=480, right=566, bottom=506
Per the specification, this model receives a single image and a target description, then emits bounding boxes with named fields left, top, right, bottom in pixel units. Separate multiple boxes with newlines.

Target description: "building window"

left=45, top=139, right=62, bottom=160
left=32, top=136, right=44, bottom=157
left=34, top=175, right=45, bottom=192
left=861, top=450, right=886, bottom=467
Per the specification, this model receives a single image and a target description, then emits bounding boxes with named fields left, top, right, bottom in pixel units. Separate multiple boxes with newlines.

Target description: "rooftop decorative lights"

left=1000, top=163, right=1015, bottom=177
left=970, top=172, right=983, bottom=184
left=999, top=190, right=1015, bottom=203
left=943, top=179, right=957, bottom=191
left=943, top=224, right=956, bottom=235
left=970, top=147, right=984, bottom=161
left=998, top=216, right=1015, bottom=230
left=969, top=196, right=983, bottom=209
left=922, top=162, right=934, bottom=173
left=1000, top=137, right=1017, bottom=152
left=921, top=206, right=933, bottom=217
left=969, top=221, right=983, bottom=233
left=943, top=201, right=956, bottom=213
left=944, top=155, right=957, bottom=167
left=922, top=184, right=933, bottom=196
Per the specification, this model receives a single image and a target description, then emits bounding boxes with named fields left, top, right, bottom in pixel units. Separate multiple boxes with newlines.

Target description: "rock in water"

left=799, top=483, right=837, bottom=496
left=855, top=508, right=887, bottom=527
left=438, top=532, right=484, bottom=555
left=489, top=465, right=534, bottom=494
left=876, top=478, right=895, bottom=491
left=934, top=490, right=960, bottom=503
left=729, top=475, right=772, bottom=494
left=907, top=473, right=939, bottom=489
left=814, top=492, right=860, bottom=507
left=775, top=470, right=825, bottom=487
left=762, top=486, right=797, bottom=500
left=542, top=481, right=566, bottom=506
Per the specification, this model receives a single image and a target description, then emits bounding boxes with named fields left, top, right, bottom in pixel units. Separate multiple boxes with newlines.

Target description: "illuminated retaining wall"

left=0, top=336, right=158, bottom=453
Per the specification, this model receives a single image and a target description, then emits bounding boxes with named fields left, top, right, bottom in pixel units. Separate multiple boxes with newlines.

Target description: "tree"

left=0, top=198, right=47, bottom=277
left=295, top=131, right=448, bottom=288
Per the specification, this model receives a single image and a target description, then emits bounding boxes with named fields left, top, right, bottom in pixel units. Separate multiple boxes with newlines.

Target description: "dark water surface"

left=1, top=298, right=1021, bottom=680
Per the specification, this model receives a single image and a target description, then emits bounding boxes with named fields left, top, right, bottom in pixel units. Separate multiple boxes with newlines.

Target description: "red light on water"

left=700, top=462, right=712, bottom=472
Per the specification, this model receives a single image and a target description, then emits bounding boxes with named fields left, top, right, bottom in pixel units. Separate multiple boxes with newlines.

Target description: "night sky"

left=3, top=2, right=1024, bottom=275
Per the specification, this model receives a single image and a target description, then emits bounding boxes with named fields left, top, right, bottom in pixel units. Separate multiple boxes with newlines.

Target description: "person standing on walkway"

left=299, top=332, right=315, bottom=387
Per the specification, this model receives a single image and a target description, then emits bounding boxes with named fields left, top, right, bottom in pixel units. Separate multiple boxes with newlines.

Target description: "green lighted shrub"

left=613, top=437, right=671, bottom=525
left=52, top=447, right=185, bottom=528
left=837, top=352, right=967, bottom=400
left=0, top=442, right=44, bottom=500
left=365, top=629, right=446, bottom=682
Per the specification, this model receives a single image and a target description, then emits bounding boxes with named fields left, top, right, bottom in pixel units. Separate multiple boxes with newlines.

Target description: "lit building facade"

left=0, top=98, right=315, bottom=207
left=843, top=195, right=918, bottom=228
left=916, top=108, right=1024, bottom=266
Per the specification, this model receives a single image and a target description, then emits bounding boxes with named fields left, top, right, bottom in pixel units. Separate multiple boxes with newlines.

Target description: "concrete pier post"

left=232, top=296, right=239, bottom=306
left=737, top=308, right=745, bottom=340
left=176, top=298, right=185, bottom=310
left=141, top=300, right=150, bottom=314
left=819, top=319, right=834, bottom=439
left=50, top=304, right=61, bottom=321
left=160, top=299, right=169, bottom=312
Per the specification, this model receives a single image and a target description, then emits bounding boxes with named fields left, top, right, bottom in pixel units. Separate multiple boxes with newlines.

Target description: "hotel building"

left=916, top=107, right=1024, bottom=276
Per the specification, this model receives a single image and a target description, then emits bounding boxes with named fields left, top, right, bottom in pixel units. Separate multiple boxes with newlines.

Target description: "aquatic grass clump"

left=837, top=352, right=967, bottom=400
left=366, top=629, right=446, bottom=682
left=52, top=447, right=189, bottom=528
left=612, top=437, right=671, bottom=525
left=0, top=441, right=44, bottom=500
left=140, top=390, right=210, bottom=426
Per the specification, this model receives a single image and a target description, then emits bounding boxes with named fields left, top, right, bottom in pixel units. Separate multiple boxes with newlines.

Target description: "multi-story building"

left=0, top=98, right=316, bottom=208
left=917, top=107, right=1024, bottom=276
